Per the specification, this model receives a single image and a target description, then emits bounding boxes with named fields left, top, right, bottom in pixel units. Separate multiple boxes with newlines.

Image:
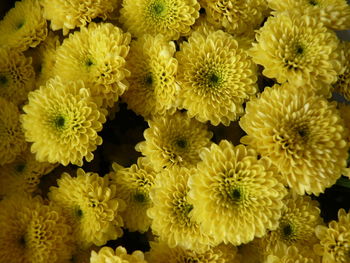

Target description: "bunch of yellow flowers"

left=1, top=0, right=350, bottom=262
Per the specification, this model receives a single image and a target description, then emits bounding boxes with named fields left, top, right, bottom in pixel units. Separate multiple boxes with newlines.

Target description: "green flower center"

left=84, top=58, right=94, bottom=68
left=74, top=206, right=83, bottom=218
left=308, top=0, right=317, bottom=6
left=19, top=235, right=26, bottom=247
left=152, top=2, right=165, bottom=15
left=54, top=115, right=66, bottom=129
left=15, top=163, right=26, bottom=173
left=134, top=192, right=148, bottom=203
left=145, top=74, right=153, bottom=86
left=16, top=21, right=24, bottom=30
left=283, top=224, right=293, bottom=237
left=295, top=45, right=304, bottom=55
left=0, top=75, right=8, bottom=86
left=175, top=138, right=188, bottom=149
left=181, top=202, right=193, bottom=217
left=229, top=188, right=243, bottom=202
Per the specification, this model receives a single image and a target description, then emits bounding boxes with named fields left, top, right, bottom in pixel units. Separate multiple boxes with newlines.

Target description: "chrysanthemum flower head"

left=334, top=41, right=350, bottom=101
left=267, top=0, right=350, bottom=31
left=107, top=157, right=156, bottom=233
left=265, top=245, right=321, bottom=263
left=0, top=48, right=35, bottom=106
left=262, top=191, right=323, bottom=255
left=148, top=166, right=215, bottom=251
left=120, top=0, right=200, bottom=40
left=199, top=0, right=269, bottom=36
left=188, top=140, right=287, bottom=246
left=40, top=0, right=118, bottom=35
left=249, top=12, right=342, bottom=91
left=0, top=0, right=47, bottom=51
left=0, top=194, right=74, bottom=263
left=122, top=34, right=179, bottom=118
left=21, top=76, right=106, bottom=167
left=0, top=148, right=56, bottom=198
left=146, top=240, right=239, bottom=263
left=48, top=168, right=125, bottom=248
left=314, top=208, right=350, bottom=263
left=176, top=29, right=257, bottom=126
left=53, top=22, right=131, bottom=108
left=338, top=103, right=350, bottom=178
left=239, top=83, right=348, bottom=195
left=90, top=246, right=147, bottom=263
left=25, top=31, right=60, bottom=87
left=0, top=97, right=27, bottom=166
left=135, top=111, right=213, bottom=171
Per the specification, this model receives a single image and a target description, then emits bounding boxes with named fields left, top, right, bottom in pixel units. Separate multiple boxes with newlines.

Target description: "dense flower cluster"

left=0, top=0, right=349, bottom=262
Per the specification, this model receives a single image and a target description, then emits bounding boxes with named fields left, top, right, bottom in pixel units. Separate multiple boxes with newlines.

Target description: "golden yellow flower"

left=334, top=42, right=350, bottom=101
left=176, top=29, right=257, bottom=126
left=267, top=0, right=350, bottom=30
left=48, top=168, right=126, bottom=248
left=146, top=240, right=239, bottom=263
left=24, top=31, right=60, bottom=87
left=21, top=76, right=106, bottom=167
left=135, top=111, right=213, bottom=171
left=122, top=34, right=179, bottom=118
left=0, top=194, right=74, bottom=263
left=119, top=0, right=200, bottom=40
left=314, top=208, right=350, bottom=263
left=239, top=83, right=348, bottom=195
left=261, top=192, right=323, bottom=254
left=40, top=0, right=118, bottom=35
left=188, top=140, right=287, bottom=246
left=90, top=246, right=147, bottom=263
left=107, top=158, right=156, bottom=233
left=0, top=48, right=35, bottom=106
left=148, top=166, right=215, bottom=252
left=53, top=22, right=131, bottom=108
left=0, top=148, right=57, bottom=198
left=0, top=97, right=27, bottom=166
left=199, top=0, right=269, bottom=35
left=265, top=245, right=321, bottom=263
left=0, top=0, right=47, bottom=51
left=249, top=12, right=342, bottom=91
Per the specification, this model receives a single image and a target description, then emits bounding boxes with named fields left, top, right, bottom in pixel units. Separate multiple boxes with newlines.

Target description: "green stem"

left=336, top=177, right=350, bottom=188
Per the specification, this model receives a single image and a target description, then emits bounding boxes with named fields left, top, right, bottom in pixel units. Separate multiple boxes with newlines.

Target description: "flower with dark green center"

left=176, top=29, right=257, bottom=126
left=135, top=111, right=213, bottom=171
left=107, top=158, right=156, bottom=233
left=21, top=76, right=106, bottom=166
left=188, top=140, right=286, bottom=246
left=148, top=167, right=215, bottom=251
left=120, top=0, right=200, bottom=40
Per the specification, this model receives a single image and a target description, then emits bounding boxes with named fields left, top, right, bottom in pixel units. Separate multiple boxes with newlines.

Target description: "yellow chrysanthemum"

left=48, top=168, right=125, bottom=248
left=148, top=167, right=215, bottom=252
left=146, top=240, right=239, bottom=263
left=334, top=42, right=350, bottom=101
left=240, top=83, right=348, bottom=195
left=0, top=97, right=27, bottom=166
left=122, top=34, right=179, bottom=118
left=0, top=194, right=74, bottom=263
left=0, top=0, right=47, bottom=51
left=135, top=111, right=213, bottom=171
left=40, top=0, right=118, bottom=35
left=53, top=22, right=131, bottom=108
left=267, top=0, right=350, bottom=30
left=25, top=31, right=60, bottom=87
left=0, top=48, right=35, bottom=106
left=21, top=76, right=106, bottom=166
left=176, top=29, right=257, bottom=126
left=90, top=246, right=147, bottom=263
left=188, top=140, right=287, bottom=246
left=314, top=208, right=350, bottom=263
left=0, top=148, right=56, bottom=198
left=261, top=192, right=323, bottom=254
left=199, top=0, right=269, bottom=36
left=265, top=245, right=321, bottom=263
left=119, top=0, right=200, bottom=40
left=107, top=158, right=156, bottom=233
left=249, top=12, right=342, bottom=91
